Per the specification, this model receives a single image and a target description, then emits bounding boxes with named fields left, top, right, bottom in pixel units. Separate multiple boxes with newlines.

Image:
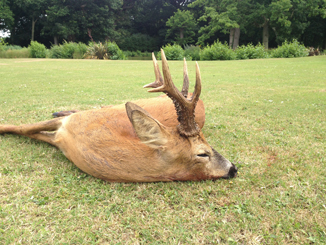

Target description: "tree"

left=190, top=0, right=251, bottom=49
left=43, top=0, right=123, bottom=45
left=166, top=9, right=198, bottom=45
left=14, top=0, right=49, bottom=41
left=249, top=0, right=326, bottom=49
left=0, top=0, right=14, bottom=33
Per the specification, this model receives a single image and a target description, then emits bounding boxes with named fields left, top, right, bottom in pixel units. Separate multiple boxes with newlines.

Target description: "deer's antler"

left=144, top=49, right=201, bottom=137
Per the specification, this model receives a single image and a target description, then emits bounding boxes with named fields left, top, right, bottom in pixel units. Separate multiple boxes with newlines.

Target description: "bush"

left=106, top=41, right=126, bottom=60
left=236, top=43, right=269, bottom=59
left=2, top=45, right=23, bottom=51
left=60, top=41, right=77, bottom=58
left=49, top=45, right=62, bottom=58
left=200, top=41, right=236, bottom=60
left=0, top=38, right=7, bottom=51
left=29, top=41, right=47, bottom=58
left=85, top=42, right=108, bottom=59
left=73, top=42, right=88, bottom=59
left=49, top=41, right=88, bottom=59
left=85, top=42, right=125, bottom=60
left=157, top=44, right=184, bottom=60
left=184, top=45, right=201, bottom=61
left=271, top=40, right=308, bottom=58
left=0, top=48, right=30, bottom=58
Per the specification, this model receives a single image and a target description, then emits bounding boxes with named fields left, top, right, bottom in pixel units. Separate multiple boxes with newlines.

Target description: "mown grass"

left=0, top=57, right=325, bottom=244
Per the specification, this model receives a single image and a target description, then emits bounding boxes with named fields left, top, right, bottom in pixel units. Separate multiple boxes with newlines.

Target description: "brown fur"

left=0, top=53, right=237, bottom=182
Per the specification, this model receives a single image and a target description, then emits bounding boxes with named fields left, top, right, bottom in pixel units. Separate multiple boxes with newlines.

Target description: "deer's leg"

left=52, top=110, right=79, bottom=118
left=0, top=117, right=63, bottom=146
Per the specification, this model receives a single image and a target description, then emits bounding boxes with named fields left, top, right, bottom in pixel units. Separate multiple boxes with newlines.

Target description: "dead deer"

left=0, top=50, right=237, bottom=182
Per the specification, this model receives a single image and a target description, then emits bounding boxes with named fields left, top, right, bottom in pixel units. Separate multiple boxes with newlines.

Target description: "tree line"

left=1, top=0, right=326, bottom=51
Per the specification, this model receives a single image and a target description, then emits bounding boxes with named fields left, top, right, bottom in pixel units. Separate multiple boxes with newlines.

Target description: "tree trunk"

left=31, top=17, right=37, bottom=41
left=180, top=28, right=184, bottom=39
left=233, top=27, right=240, bottom=49
left=229, top=28, right=235, bottom=48
left=54, top=36, right=58, bottom=45
left=262, top=21, right=269, bottom=50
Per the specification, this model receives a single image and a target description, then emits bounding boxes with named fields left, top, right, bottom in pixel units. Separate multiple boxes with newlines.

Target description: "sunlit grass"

left=0, top=56, right=325, bottom=244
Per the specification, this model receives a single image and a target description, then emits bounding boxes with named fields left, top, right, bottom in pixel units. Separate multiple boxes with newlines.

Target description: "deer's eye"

left=197, top=153, right=210, bottom=158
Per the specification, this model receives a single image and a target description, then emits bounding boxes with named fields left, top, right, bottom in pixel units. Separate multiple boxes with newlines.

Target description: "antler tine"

left=181, top=58, right=189, bottom=98
left=190, top=62, right=201, bottom=102
left=143, top=53, right=164, bottom=89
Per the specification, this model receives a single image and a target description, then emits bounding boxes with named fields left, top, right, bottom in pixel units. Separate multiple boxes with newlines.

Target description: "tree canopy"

left=1, top=0, right=325, bottom=50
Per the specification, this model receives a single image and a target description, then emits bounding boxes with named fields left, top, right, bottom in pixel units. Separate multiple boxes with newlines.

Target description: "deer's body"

left=53, top=96, right=205, bottom=182
left=0, top=51, right=237, bottom=182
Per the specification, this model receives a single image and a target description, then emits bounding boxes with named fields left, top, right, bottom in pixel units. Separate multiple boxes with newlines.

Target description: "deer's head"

left=125, top=50, right=237, bottom=181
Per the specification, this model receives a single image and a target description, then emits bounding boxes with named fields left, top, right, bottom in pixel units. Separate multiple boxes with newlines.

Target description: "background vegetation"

left=1, top=0, right=326, bottom=51
left=0, top=39, right=312, bottom=60
left=0, top=56, right=325, bottom=244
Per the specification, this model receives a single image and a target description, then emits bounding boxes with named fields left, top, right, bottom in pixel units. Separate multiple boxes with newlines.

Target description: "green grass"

left=0, top=57, right=325, bottom=244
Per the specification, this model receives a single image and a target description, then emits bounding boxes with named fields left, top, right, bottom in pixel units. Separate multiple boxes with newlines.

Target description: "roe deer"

left=0, top=50, right=237, bottom=182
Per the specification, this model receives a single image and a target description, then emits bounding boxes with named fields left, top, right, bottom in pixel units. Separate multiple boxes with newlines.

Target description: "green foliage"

left=49, top=42, right=88, bottom=59
left=0, top=38, right=7, bottom=51
left=184, top=45, right=201, bottom=60
left=85, top=42, right=125, bottom=60
left=73, top=43, right=88, bottom=59
left=271, top=40, right=308, bottom=58
left=106, top=42, right=126, bottom=60
left=157, top=44, right=184, bottom=60
left=166, top=9, right=198, bottom=46
left=1, top=45, right=23, bottom=51
left=60, top=42, right=79, bottom=59
left=86, top=42, right=108, bottom=59
left=235, top=43, right=269, bottom=59
left=118, top=33, right=160, bottom=52
left=49, top=45, right=62, bottom=59
left=0, top=48, right=30, bottom=58
left=28, top=41, right=46, bottom=58
left=123, top=50, right=151, bottom=58
left=200, top=40, right=236, bottom=60
left=0, top=0, right=14, bottom=30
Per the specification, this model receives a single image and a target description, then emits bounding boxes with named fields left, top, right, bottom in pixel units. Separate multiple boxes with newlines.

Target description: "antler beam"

left=144, top=49, right=202, bottom=137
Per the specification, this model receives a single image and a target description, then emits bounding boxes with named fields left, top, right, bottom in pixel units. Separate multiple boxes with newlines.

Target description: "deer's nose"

left=221, top=163, right=237, bottom=179
left=228, top=164, right=238, bottom=178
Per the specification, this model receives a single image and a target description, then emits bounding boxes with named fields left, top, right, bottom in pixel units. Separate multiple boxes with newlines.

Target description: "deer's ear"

left=126, top=102, right=168, bottom=148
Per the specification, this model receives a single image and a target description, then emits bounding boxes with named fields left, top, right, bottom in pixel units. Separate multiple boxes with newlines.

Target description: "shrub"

left=29, top=41, right=47, bottom=58
left=0, top=38, right=7, bottom=51
left=236, top=43, right=269, bottom=59
left=0, top=48, right=30, bottom=58
left=157, top=44, right=184, bottom=60
left=271, top=40, right=308, bottom=58
left=184, top=45, right=201, bottom=61
left=60, top=41, right=78, bottom=59
left=85, top=42, right=125, bottom=60
left=73, top=42, right=88, bottom=59
left=49, top=45, right=63, bottom=58
left=50, top=42, right=88, bottom=59
left=106, top=41, right=126, bottom=60
left=200, top=41, right=236, bottom=60
left=85, top=42, right=108, bottom=59
left=2, top=45, right=23, bottom=51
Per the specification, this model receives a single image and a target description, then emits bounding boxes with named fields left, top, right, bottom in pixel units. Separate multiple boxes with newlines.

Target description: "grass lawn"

left=0, top=56, right=325, bottom=244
